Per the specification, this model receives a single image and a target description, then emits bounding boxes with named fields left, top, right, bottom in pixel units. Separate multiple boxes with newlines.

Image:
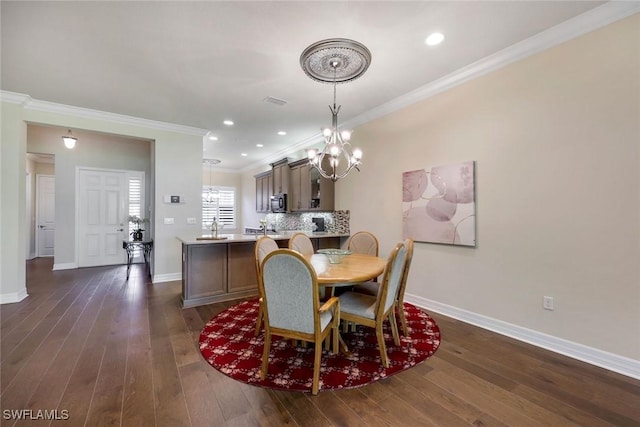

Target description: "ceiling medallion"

left=301, top=38, right=371, bottom=182
left=300, top=38, right=372, bottom=84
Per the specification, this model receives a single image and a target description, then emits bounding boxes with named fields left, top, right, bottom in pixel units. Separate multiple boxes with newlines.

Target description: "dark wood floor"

left=1, top=258, right=639, bottom=426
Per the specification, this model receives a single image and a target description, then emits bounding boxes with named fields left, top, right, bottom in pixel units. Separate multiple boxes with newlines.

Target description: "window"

left=127, top=172, right=145, bottom=261
left=203, top=186, right=236, bottom=230
left=128, top=175, right=143, bottom=237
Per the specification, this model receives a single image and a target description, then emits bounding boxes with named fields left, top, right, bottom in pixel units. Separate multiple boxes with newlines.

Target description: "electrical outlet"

left=543, top=296, right=554, bottom=311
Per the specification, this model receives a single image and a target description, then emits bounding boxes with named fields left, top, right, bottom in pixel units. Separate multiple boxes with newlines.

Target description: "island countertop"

left=176, top=231, right=349, bottom=245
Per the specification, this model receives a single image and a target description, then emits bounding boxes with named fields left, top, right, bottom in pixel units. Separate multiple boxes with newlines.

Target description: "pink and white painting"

left=402, top=161, right=476, bottom=246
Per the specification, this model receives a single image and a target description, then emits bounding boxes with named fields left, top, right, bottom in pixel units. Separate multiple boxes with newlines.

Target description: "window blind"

left=203, top=186, right=236, bottom=230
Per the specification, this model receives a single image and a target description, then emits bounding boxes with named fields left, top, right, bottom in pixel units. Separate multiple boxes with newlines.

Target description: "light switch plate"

left=164, top=217, right=175, bottom=225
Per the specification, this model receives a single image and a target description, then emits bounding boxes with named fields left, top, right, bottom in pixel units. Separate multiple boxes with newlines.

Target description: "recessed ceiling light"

left=241, top=153, right=248, bottom=157
left=277, top=131, right=287, bottom=136
left=208, top=135, right=218, bottom=141
left=223, top=120, right=234, bottom=126
left=425, top=32, right=445, bottom=46
left=256, top=144, right=264, bottom=147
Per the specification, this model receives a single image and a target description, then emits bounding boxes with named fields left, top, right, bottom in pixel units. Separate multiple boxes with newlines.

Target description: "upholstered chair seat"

left=338, top=292, right=377, bottom=319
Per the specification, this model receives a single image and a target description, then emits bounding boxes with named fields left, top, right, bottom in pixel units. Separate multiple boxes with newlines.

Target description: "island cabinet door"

left=182, top=243, right=227, bottom=303
left=227, top=242, right=258, bottom=292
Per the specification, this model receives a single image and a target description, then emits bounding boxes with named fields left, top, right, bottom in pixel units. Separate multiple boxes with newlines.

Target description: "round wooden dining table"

left=307, top=253, right=386, bottom=286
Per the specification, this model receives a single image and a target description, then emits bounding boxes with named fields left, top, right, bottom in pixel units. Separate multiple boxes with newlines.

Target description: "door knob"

left=39, top=225, right=45, bottom=229
left=117, top=228, right=124, bottom=232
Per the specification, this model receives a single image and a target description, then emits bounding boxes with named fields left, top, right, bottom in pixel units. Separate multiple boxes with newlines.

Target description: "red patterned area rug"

left=199, top=299, right=441, bottom=393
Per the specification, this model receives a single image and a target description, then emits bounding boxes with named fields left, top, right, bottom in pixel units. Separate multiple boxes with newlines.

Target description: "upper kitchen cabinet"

left=289, top=159, right=334, bottom=212
left=271, top=158, right=290, bottom=195
left=255, top=170, right=273, bottom=213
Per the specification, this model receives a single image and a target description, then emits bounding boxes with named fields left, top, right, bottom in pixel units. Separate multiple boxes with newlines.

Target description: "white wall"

left=27, top=125, right=151, bottom=268
left=336, top=15, right=640, bottom=362
left=0, top=102, right=28, bottom=303
left=0, top=101, right=205, bottom=292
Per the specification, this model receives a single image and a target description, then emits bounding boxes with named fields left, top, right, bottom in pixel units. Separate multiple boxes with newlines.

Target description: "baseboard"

left=53, top=262, right=78, bottom=270
left=0, top=288, right=29, bottom=304
left=406, top=293, right=640, bottom=380
left=152, top=273, right=181, bottom=284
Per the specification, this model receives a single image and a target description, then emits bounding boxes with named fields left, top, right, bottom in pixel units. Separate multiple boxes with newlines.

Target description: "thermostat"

left=163, top=195, right=185, bottom=204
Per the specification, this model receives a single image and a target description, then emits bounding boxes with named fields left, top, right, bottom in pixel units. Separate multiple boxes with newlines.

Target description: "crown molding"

left=241, top=131, right=323, bottom=173
left=0, top=91, right=32, bottom=106
left=1, top=90, right=208, bottom=137
left=342, top=1, right=640, bottom=131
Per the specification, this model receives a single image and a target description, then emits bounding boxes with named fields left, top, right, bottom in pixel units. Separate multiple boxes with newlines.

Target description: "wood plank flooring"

left=1, top=258, right=638, bottom=426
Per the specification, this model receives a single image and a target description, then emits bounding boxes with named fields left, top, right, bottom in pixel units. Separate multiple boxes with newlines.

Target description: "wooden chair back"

left=288, top=232, right=315, bottom=257
left=347, top=231, right=379, bottom=256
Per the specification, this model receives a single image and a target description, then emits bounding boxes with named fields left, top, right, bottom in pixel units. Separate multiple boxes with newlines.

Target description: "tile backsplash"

left=264, top=210, right=350, bottom=234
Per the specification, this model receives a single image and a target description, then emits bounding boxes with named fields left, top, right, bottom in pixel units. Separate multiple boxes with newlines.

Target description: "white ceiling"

left=2, top=1, right=609, bottom=171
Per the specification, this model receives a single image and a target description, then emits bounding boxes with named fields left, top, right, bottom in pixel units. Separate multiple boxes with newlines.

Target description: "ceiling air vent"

left=263, top=96, right=288, bottom=106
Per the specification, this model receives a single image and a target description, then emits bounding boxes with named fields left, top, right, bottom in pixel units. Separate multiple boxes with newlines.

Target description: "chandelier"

left=300, top=38, right=371, bottom=182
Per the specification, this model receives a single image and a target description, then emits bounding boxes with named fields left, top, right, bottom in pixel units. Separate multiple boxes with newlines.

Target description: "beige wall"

left=336, top=15, right=640, bottom=360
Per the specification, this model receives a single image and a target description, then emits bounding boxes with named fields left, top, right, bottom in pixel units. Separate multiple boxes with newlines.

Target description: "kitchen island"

left=177, top=231, right=348, bottom=308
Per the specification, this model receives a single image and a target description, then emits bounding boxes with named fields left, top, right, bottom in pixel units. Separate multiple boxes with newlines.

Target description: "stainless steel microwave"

left=270, top=193, right=287, bottom=213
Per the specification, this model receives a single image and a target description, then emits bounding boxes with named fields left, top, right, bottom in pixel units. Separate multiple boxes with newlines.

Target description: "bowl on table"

left=317, top=248, right=352, bottom=264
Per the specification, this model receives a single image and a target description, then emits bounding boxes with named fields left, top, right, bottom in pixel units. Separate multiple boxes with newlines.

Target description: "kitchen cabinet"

left=271, top=158, right=290, bottom=195
left=255, top=170, right=272, bottom=213
left=289, top=159, right=334, bottom=211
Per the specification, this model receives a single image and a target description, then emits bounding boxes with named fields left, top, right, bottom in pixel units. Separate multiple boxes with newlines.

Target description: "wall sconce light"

left=62, top=129, right=77, bottom=149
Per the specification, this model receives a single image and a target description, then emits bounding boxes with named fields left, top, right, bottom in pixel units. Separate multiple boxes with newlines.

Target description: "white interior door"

left=78, top=169, right=128, bottom=267
left=36, top=175, right=55, bottom=257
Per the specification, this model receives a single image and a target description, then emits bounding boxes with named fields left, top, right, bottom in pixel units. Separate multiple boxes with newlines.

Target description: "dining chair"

left=259, top=249, right=340, bottom=395
left=338, top=241, right=407, bottom=368
left=352, top=238, right=415, bottom=336
left=288, top=232, right=315, bottom=256
left=394, top=238, right=414, bottom=336
left=347, top=231, right=380, bottom=284
left=347, top=231, right=379, bottom=256
left=254, top=236, right=280, bottom=336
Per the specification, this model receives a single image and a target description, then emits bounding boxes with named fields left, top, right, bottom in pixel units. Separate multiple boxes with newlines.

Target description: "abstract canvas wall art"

left=402, top=161, right=476, bottom=246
